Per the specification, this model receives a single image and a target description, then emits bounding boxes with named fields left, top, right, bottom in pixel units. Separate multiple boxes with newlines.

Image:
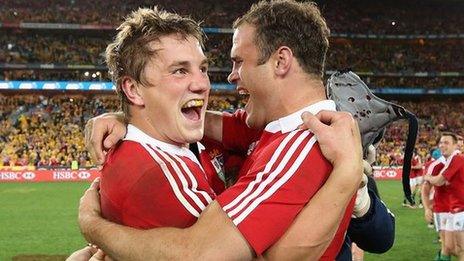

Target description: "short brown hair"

left=233, top=0, right=330, bottom=78
left=106, top=7, right=205, bottom=116
left=441, top=132, right=458, bottom=143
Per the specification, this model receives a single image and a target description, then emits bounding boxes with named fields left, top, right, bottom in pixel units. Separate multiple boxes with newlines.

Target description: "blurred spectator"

left=0, top=92, right=462, bottom=169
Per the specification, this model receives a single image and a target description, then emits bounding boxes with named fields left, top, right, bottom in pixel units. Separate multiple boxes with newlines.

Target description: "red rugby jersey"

left=425, top=157, right=448, bottom=212
left=218, top=100, right=355, bottom=259
left=100, top=124, right=216, bottom=229
left=442, top=153, right=464, bottom=213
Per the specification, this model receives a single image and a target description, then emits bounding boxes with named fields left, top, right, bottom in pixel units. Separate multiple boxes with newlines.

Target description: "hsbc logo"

left=22, top=172, right=36, bottom=180
left=386, top=170, right=397, bottom=178
left=78, top=171, right=91, bottom=180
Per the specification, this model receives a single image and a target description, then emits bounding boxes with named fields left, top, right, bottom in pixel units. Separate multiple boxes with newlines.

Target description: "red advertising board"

left=373, top=167, right=402, bottom=180
left=0, top=167, right=401, bottom=182
left=0, top=169, right=101, bottom=183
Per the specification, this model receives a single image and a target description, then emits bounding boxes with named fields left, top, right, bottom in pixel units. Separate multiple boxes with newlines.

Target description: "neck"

left=128, top=108, right=187, bottom=148
left=444, top=150, right=458, bottom=160
left=271, top=77, right=326, bottom=120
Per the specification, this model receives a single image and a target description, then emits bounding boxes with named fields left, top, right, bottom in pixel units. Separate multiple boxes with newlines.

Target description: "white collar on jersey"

left=264, top=100, right=336, bottom=134
left=437, top=155, right=446, bottom=164
left=124, top=124, right=204, bottom=165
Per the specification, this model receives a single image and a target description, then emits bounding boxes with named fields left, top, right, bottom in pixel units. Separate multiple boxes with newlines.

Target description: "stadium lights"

left=91, top=73, right=97, bottom=78
left=84, top=71, right=89, bottom=77
left=96, top=72, right=101, bottom=76
left=391, top=21, right=396, bottom=26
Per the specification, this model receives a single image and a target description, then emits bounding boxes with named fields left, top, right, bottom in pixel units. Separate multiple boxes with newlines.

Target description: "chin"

left=246, top=116, right=264, bottom=130
left=183, top=130, right=204, bottom=144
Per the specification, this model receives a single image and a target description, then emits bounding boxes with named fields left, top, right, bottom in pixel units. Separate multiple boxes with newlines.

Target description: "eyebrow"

left=169, top=59, right=209, bottom=68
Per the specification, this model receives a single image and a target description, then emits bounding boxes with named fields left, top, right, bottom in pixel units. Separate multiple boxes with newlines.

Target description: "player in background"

left=422, top=148, right=447, bottom=259
left=408, top=149, right=424, bottom=208
left=425, top=132, right=462, bottom=261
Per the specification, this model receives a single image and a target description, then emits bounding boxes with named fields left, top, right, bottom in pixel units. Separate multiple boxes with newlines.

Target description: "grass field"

left=0, top=180, right=440, bottom=260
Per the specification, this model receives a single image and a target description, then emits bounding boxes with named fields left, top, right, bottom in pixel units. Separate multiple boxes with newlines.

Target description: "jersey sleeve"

left=222, top=110, right=262, bottom=153
left=216, top=131, right=337, bottom=255
left=442, top=157, right=464, bottom=182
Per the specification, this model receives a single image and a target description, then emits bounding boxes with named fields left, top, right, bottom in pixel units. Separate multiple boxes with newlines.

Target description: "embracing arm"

left=421, top=181, right=434, bottom=223
left=80, top=185, right=254, bottom=261
left=84, top=112, right=127, bottom=164
left=424, top=174, right=446, bottom=186
left=348, top=189, right=395, bottom=253
left=265, top=160, right=361, bottom=260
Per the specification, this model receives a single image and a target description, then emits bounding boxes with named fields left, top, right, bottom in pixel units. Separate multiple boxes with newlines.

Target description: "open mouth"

left=181, top=99, right=204, bottom=121
left=238, top=88, right=250, bottom=104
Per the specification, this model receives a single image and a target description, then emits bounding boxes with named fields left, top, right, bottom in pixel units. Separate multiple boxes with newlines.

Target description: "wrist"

left=79, top=212, right=104, bottom=243
left=331, top=160, right=363, bottom=190
left=353, top=185, right=371, bottom=218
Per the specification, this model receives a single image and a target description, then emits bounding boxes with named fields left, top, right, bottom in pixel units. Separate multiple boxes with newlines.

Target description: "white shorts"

left=434, top=212, right=454, bottom=232
left=452, top=212, right=464, bottom=231
left=410, top=176, right=424, bottom=187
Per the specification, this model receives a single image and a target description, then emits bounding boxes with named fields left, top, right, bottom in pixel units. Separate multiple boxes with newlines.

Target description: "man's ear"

left=273, top=46, right=293, bottom=76
left=121, top=77, right=144, bottom=106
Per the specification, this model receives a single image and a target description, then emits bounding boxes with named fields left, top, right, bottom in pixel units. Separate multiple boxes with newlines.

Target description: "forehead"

left=231, top=24, right=257, bottom=56
left=148, top=34, right=206, bottom=64
left=440, top=135, right=455, bottom=143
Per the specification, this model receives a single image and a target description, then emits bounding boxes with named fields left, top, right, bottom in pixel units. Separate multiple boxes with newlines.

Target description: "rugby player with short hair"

left=425, top=132, right=463, bottom=260
left=408, top=150, right=424, bottom=208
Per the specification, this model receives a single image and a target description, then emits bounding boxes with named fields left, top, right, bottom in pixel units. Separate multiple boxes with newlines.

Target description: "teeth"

left=238, top=90, right=249, bottom=95
left=182, top=99, right=204, bottom=109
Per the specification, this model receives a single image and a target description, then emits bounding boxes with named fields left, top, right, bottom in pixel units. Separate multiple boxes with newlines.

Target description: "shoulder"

left=103, top=140, right=170, bottom=180
left=106, top=141, right=155, bottom=167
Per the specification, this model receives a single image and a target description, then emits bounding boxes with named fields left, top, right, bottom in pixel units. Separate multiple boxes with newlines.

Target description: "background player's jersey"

left=100, top=124, right=216, bottom=229
left=442, top=153, right=464, bottom=213
left=424, top=157, right=447, bottom=212
left=218, top=101, right=355, bottom=259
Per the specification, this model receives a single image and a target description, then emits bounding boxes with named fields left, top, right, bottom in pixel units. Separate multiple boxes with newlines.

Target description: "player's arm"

left=80, top=180, right=254, bottom=260
left=85, top=110, right=225, bottom=162
left=84, top=112, right=127, bottom=164
left=265, top=162, right=362, bottom=260
left=421, top=181, right=434, bottom=223
left=424, top=174, right=446, bottom=186
left=348, top=188, right=395, bottom=254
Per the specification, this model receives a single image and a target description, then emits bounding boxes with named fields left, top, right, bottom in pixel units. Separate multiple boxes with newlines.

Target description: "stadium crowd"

left=2, top=33, right=463, bottom=73
left=1, top=0, right=463, bottom=34
left=0, top=93, right=462, bottom=169
left=376, top=100, right=464, bottom=166
left=2, top=32, right=463, bottom=88
left=0, top=94, right=118, bottom=169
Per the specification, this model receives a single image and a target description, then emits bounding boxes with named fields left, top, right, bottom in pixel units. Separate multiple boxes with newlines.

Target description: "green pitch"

left=0, top=182, right=88, bottom=260
left=0, top=181, right=440, bottom=260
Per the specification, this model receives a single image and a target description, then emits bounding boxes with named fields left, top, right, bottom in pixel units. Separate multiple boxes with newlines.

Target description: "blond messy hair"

left=106, top=7, right=205, bottom=116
